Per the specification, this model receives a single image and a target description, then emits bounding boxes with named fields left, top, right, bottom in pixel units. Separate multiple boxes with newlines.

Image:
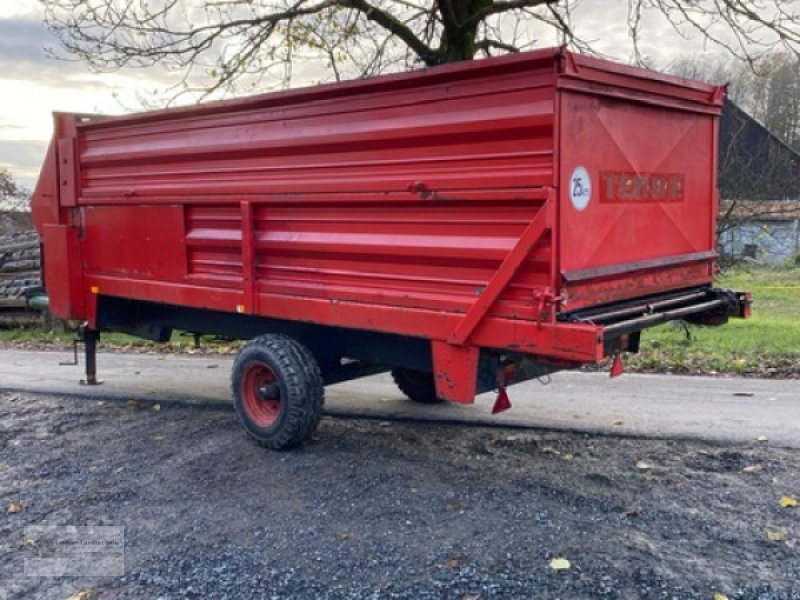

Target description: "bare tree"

left=762, top=54, right=800, bottom=150
left=626, top=0, right=800, bottom=67
left=42, top=0, right=800, bottom=101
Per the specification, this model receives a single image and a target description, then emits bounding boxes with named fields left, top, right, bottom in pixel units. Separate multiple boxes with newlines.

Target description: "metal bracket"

left=59, top=338, right=80, bottom=366
left=449, top=207, right=550, bottom=346
left=532, top=289, right=565, bottom=325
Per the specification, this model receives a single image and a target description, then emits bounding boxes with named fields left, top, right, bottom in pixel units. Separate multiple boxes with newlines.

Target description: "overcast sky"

left=1, top=0, right=736, bottom=190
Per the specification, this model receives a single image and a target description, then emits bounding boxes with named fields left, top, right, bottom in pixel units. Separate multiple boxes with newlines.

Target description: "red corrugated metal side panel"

left=556, top=53, right=723, bottom=310
left=78, top=55, right=557, bottom=199
left=74, top=49, right=560, bottom=324
left=249, top=199, right=551, bottom=317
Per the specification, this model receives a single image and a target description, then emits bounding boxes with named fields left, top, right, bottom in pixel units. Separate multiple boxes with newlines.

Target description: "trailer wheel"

left=232, top=334, right=324, bottom=449
left=391, top=368, right=443, bottom=404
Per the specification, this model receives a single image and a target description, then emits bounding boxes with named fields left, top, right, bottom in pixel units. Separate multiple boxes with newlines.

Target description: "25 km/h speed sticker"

left=570, top=166, right=592, bottom=212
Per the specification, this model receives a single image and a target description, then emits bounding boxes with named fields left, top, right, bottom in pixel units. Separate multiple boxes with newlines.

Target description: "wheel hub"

left=242, top=362, right=282, bottom=427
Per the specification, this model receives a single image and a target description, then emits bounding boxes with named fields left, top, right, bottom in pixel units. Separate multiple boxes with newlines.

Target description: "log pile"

left=0, top=232, right=41, bottom=309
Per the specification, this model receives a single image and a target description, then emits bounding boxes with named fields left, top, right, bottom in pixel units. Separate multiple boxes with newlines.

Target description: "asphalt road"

left=0, top=348, right=797, bottom=447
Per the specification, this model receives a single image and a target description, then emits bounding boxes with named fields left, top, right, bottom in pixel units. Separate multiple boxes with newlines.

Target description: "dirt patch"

left=1, top=391, right=798, bottom=599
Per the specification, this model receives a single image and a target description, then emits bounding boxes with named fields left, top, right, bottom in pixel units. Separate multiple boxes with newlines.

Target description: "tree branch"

left=475, top=38, right=520, bottom=54
left=342, top=0, right=438, bottom=65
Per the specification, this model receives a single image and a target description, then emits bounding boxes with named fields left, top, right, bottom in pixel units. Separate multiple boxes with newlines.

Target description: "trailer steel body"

left=32, top=48, right=750, bottom=447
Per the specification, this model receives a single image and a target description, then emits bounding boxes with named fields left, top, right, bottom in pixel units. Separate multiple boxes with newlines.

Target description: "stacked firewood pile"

left=0, top=232, right=41, bottom=309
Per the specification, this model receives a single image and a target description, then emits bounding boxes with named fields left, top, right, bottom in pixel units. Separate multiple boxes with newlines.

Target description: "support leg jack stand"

left=80, top=326, right=103, bottom=386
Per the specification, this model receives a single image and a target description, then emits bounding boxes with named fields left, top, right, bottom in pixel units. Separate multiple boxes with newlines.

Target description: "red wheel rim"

left=241, top=362, right=282, bottom=427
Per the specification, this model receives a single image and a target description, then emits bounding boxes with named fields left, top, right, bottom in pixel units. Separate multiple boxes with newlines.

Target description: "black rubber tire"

left=391, top=368, right=444, bottom=404
left=231, top=334, right=324, bottom=449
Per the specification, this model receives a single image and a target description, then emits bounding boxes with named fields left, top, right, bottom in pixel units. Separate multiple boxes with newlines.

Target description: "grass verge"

left=628, top=266, right=800, bottom=377
left=0, top=326, right=240, bottom=355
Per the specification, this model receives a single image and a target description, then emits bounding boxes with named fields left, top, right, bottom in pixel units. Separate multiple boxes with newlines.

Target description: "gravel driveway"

left=1, top=390, right=799, bottom=599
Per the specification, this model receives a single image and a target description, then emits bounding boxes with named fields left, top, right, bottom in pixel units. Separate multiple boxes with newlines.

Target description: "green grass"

left=629, top=266, right=800, bottom=376
left=0, top=325, right=239, bottom=354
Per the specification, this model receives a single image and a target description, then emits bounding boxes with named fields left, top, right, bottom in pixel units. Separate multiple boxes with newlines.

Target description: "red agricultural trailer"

left=32, top=47, right=750, bottom=448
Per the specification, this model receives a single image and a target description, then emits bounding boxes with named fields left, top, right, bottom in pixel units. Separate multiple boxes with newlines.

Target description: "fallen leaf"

left=742, top=465, right=762, bottom=474
left=732, top=392, right=754, bottom=397
left=635, top=460, right=654, bottom=470
left=23, top=538, right=37, bottom=548
left=755, top=435, right=768, bottom=442
left=6, top=501, right=25, bottom=514
left=461, top=594, right=480, bottom=600
left=445, top=501, right=461, bottom=511
left=549, top=558, right=571, bottom=570
left=613, top=419, right=624, bottom=426
left=0, top=461, right=6, bottom=472
left=64, top=591, right=92, bottom=600
left=127, top=399, right=141, bottom=408
left=444, top=558, right=461, bottom=569
left=339, top=530, right=352, bottom=541
left=623, top=506, right=641, bottom=518
left=207, top=364, right=219, bottom=369
left=151, top=403, right=161, bottom=412
left=713, top=593, right=730, bottom=600
left=766, top=528, right=787, bottom=542
left=562, top=453, right=574, bottom=461
left=779, top=495, right=798, bottom=508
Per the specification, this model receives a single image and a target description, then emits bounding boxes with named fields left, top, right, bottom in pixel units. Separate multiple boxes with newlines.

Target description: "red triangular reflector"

left=610, top=353, right=624, bottom=378
left=492, top=388, right=512, bottom=414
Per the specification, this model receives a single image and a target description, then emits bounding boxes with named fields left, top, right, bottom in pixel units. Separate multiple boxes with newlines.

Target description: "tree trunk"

left=435, top=0, right=491, bottom=63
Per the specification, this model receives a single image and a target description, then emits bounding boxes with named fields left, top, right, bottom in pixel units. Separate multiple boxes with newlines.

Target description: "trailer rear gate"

left=32, top=47, right=749, bottom=448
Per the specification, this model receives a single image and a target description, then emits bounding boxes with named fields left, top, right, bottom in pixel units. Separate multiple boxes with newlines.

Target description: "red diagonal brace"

left=448, top=207, right=550, bottom=346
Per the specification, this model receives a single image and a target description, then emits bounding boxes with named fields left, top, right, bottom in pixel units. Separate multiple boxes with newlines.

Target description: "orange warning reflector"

left=610, top=353, right=624, bottom=378
left=236, top=304, right=246, bottom=313
left=90, top=286, right=99, bottom=295
left=492, top=387, right=512, bottom=414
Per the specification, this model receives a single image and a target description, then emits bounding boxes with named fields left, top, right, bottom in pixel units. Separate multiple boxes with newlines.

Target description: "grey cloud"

left=0, top=139, right=49, bottom=188
left=0, top=18, right=57, bottom=63
left=0, top=17, right=87, bottom=80
left=0, top=17, right=178, bottom=88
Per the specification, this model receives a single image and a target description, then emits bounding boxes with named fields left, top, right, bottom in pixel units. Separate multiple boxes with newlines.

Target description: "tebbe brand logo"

left=600, top=171, right=685, bottom=204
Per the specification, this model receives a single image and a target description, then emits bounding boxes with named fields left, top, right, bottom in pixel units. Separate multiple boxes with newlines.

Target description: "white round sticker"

left=569, top=166, right=591, bottom=211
